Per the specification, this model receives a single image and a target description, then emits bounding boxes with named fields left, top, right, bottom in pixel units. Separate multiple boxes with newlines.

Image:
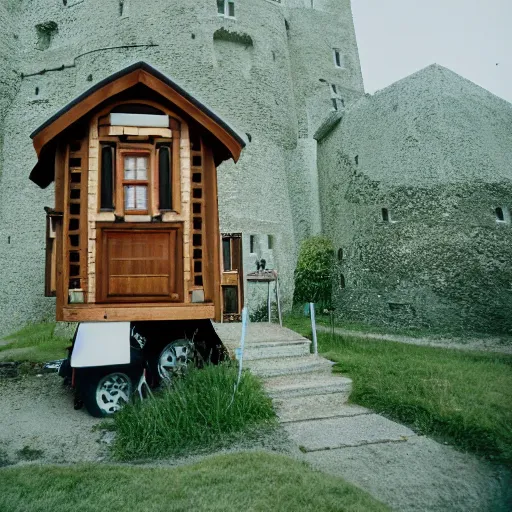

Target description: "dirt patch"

left=0, top=374, right=106, bottom=465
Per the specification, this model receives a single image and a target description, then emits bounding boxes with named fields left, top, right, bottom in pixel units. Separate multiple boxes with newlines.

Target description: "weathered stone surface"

left=318, top=64, right=512, bottom=334
left=284, top=413, right=415, bottom=451
left=303, top=436, right=512, bottom=512
left=275, top=395, right=369, bottom=423
left=0, top=0, right=364, bottom=337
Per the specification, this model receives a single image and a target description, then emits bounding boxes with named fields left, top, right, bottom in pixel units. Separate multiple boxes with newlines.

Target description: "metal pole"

left=267, top=281, right=271, bottom=323
left=310, top=302, right=318, bottom=355
left=275, top=275, right=283, bottom=327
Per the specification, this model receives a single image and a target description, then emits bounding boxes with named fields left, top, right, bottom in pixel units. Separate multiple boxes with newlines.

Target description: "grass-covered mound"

left=111, top=363, right=277, bottom=460
left=285, top=315, right=512, bottom=464
left=0, top=452, right=389, bottom=512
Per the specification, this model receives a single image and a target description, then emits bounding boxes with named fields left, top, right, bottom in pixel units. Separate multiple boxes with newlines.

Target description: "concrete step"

left=245, top=354, right=334, bottom=378
left=242, top=340, right=311, bottom=360
left=264, top=372, right=352, bottom=399
left=275, top=395, right=368, bottom=423
left=283, top=414, right=416, bottom=452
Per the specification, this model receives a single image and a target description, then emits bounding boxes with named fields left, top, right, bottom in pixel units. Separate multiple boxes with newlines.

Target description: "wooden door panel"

left=108, top=276, right=170, bottom=296
left=98, top=227, right=182, bottom=303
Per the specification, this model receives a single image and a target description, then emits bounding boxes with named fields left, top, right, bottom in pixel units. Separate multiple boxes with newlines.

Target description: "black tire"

left=79, top=368, right=136, bottom=418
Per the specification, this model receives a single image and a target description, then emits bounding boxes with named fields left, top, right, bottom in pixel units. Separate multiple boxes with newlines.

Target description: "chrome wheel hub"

left=95, top=373, right=132, bottom=415
left=157, top=340, right=194, bottom=383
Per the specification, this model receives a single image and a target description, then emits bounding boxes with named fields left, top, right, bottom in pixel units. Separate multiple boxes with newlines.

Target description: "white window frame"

left=333, top=49, right=345, bottom=69
left=218, top=0, right=236, bottom=19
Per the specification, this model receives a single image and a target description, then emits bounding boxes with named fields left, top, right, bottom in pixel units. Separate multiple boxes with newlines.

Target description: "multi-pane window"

left=123, top=155, right=149, bottom=213
left=217, top=0, right=235, bottom=18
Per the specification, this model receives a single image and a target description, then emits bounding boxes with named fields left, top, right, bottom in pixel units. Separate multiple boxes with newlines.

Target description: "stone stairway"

left=214, top=322, right=509, bottom=512
left=213, top=322, right=353, bottom=422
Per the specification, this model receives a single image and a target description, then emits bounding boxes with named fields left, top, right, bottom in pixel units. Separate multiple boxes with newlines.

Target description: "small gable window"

left=218, top=0, right=235, bottom=18
left=382, top=208, right=390, bottom=222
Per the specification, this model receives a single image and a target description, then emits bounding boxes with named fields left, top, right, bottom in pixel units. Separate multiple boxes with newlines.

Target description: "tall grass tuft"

left=111, top=363, right=277, bottom=460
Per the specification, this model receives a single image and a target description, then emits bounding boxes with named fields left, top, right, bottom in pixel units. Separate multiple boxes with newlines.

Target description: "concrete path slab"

left=275, top=395, right=369, bottom=423
left=246, top=354, right=333, bottom=377
left=303, top=436, right=512, bottom=512
left=284, top=414, right=415, bottom=451
left=264, top=372, right=352, bottom=399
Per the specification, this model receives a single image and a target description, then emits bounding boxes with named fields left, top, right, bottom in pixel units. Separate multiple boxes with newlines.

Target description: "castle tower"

left=0, top=0, right=364, bottom=336
left=285, top=0, right=365, bottom=242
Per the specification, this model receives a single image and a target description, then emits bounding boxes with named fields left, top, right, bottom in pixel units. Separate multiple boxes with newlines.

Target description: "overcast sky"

left=351, top=0, right=511, bottom=103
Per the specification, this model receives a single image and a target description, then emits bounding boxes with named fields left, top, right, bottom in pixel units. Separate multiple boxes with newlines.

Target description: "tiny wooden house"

left=30, top=63, right=245, bottom=323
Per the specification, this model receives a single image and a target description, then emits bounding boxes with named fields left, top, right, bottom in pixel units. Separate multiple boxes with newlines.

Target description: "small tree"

left=293, top=237, right=335, bottom=355
left=293, top=236, right=335, bottom=309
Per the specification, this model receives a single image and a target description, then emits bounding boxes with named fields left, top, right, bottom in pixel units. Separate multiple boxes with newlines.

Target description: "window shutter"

left=158, top=145, right=172, bottom=210
left=100, top=145, right=115, bottom=210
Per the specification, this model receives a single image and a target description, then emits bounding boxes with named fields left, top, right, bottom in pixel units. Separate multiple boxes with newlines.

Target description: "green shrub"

left=293, top=236, right=335, bottom=309
left=111, top=363, right=277, bottom=460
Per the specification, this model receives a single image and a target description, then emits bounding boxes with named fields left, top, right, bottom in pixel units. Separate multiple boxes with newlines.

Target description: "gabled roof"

left=30, top=61, right=247, bottom=188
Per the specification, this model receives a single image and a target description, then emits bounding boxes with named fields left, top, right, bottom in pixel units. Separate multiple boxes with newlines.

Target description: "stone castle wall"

left=318, top=65, right=512, bottom=333
left=0, top=0, right=364, bottom=336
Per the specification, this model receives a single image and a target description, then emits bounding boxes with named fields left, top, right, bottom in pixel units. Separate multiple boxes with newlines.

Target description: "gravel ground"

left=0, top=374, right=105, bottom=466
left=0, top=373, right=295, bottom=468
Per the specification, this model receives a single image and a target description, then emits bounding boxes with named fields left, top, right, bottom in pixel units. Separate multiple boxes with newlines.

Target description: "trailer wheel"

left=156, top=339, right=195, bottom=384
left=81, top=371, right=134, bottom=417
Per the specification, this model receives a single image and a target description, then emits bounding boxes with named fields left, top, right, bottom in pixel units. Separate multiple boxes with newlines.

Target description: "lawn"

left=284, top=316, right=512, bottom=463
left=0, top=452, right=389, bottom=512
left=0, top=323, right=70, bottom=363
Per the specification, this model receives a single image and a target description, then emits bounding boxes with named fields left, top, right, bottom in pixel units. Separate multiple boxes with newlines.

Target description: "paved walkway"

left=215, top=322, right=512, bottom=511
left=317, top=325, right=512, bottom=354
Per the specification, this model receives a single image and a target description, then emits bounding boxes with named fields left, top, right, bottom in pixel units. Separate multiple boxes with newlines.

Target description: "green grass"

left=0, top=452, right=389, bottom=512
left=111, top=363, right=278, bottom=460
left=285, top=310, right=510, bottom=339
left=295, top=322, right=512, bottom=463
left=0, top=323, right=70, bottom=363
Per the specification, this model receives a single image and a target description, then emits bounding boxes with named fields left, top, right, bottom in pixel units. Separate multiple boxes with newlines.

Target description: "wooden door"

left=97, top=226, right=183, bottom=303
left=221, top=234, right=244, bottom=322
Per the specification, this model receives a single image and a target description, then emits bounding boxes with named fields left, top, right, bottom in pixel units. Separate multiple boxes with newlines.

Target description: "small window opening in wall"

left=218, top=0, right=235, bottom=18
left=333, top=49, right=345, bottom=69
left=119, top=0, right=128, bottom=17
left=340, top=274, right=346, bottom=289
left=355, top=155, right=359, bottom=166
left=495, top=206, right=510, bottom=223
left=267, top=235, right=274, bottom=250
left=382, top=208, right=390, bottom=222
left=35, top=87, right=39, bottom=96
left=337, top=248, right=343, bottom=261
left=250, top=235, right=256, bottom=254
